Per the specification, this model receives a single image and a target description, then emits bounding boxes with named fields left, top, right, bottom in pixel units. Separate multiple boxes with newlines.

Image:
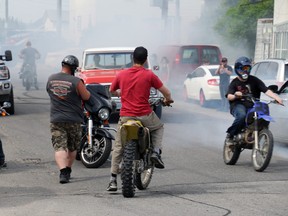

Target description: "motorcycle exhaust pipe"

left=138, top=127, right=148, bottom=154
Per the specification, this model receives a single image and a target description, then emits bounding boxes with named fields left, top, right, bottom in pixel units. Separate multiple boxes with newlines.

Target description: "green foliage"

left=215, top=0, right=274, bottom=56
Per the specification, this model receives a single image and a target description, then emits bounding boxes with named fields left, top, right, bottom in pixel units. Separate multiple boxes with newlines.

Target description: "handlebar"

left=240, top=94, right=283, bottom=106
left=149, top=97, right=174, bottom=107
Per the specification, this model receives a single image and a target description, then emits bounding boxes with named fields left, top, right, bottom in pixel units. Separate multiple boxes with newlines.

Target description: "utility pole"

left=5, top=0, right=8, bottom=39
left=175, top=0, right=180, bottom=43
left=57, top=0, right=62, bottom=36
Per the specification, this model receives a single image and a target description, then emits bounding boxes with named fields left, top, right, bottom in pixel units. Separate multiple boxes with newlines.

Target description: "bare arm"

left=265, top=89, right=283, bottom=105
left=109, top=86, right=121, bottom=97
left=158, top=85, right=174, bottom=105
left=77, top=81, right=91, bottom=101
left=215, top=65, right=221, bottom=75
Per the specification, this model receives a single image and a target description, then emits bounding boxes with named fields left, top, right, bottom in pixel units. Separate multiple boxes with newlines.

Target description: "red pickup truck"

left=75, top=47, right=163, bottom=118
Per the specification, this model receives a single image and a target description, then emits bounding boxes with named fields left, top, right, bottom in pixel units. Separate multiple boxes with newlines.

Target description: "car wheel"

left=7, top=88, right=15, bottom=115
left=199, top=89, right=207, bottom=107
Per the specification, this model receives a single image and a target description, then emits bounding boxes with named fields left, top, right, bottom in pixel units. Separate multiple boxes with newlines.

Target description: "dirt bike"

left=21, top=63, right=38, bottom=91
left=223, top=93, right=280, bottom=172
left=76, top=83, right=116, bottom=168
left=120, top=97, right=171, bottom=198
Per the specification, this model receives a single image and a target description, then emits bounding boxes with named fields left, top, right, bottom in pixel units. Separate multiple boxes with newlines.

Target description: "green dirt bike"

left=120, top=98, right=171, bottom=198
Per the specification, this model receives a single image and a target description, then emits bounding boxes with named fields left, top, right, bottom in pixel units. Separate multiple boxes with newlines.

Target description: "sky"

left=0, top=0, right=202, bottom=23
left=0, top=0, right=69, bottom=23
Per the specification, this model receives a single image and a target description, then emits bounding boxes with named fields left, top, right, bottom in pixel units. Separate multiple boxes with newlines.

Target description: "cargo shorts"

left=50, top=122, right=81, bottom=152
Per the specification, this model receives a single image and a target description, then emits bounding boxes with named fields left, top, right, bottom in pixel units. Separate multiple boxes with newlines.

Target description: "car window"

left=181, top=48, right=199, bottom=64
left=208, top=68, right=217, bottom=76
left=194, top=68, right=205, bottom=77
left=202, top=48, right=220, bottom=65
left=266, top=62, right=278, bottom=79
left=281, top=86, right=288, bottom=93
left=284, top=64, right=288, bottom=81
left=85, top=53, right=134, bottom=69
left=253, top=62, right=277, bottom=80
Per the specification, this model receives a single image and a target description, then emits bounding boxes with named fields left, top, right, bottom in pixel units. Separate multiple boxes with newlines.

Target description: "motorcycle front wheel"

left=252, top=128, right=274, bottom=172
left=223, top=140, right=241, bottom=165
left=80, top=134, right=112, bottom=168
left=121, top=140, right=136, bottom=198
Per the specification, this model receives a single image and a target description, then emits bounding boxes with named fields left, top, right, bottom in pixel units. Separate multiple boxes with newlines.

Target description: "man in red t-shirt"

left=107, top=46, right=174, bottom=192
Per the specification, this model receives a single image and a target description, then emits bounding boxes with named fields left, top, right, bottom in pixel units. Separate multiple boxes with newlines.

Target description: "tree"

left=214, top=0, right=274, bottom=57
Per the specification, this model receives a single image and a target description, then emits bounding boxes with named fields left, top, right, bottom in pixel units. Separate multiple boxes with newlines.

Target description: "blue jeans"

left=226, top=104, right=247, bottom=136
left=219, top=84, right=229, bottom=110
left=0, top=139, right=5, bottom=163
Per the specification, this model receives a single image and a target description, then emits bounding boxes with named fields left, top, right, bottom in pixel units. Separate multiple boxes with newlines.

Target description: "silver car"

left=251, top=58, right=288, bottom=87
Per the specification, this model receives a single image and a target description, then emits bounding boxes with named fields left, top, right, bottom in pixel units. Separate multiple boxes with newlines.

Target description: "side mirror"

left=4, top=50, right=12, bottom=61
left=268, top=85, right=278, bottom=93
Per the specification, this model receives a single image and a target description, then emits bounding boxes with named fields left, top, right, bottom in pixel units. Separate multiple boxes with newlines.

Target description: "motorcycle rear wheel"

left=135, top=162, right=154, bottom=190
left=80, top=135, right=112, bottom=168
left=252, top=128, right=273, bottom=172
left=121, top=140, right=136, bottom=198
left=223, top=140, right=241, bottom=165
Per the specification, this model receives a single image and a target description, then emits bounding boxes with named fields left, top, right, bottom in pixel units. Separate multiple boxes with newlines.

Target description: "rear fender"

left=120, top=120, right=143, bottom=145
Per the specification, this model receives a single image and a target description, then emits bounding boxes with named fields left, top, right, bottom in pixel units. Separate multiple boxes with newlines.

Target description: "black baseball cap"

left=221, top=57, right=227, bottom=62
left=133, top=46, right=148, bottom=62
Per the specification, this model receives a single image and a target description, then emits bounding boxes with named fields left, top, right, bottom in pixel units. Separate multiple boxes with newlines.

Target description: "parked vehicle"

left=223, top=92, right=279, bottom=172
left=76, top=47, right=163, bottom=118
left=21, top=63, right=38, bottom=91
left=251, top=58, right=288, bottom=88
left=0, top=50, right=14, bottom=115
left=267, top=80, right=288, bottom=143
left=120, top=98, right=169, bottom=198
left=77, top=83, right=116, bottom=168
left=183, top=65, right=235, bottom=107
left=155, top=45, right=222, bottom=89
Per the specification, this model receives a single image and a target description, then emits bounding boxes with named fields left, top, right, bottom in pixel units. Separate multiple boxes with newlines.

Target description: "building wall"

left=254, top=18, right=273, bottom=62
left=272, top=0, right=288, bottom=59
left=274, top=0, right=288, bottom=25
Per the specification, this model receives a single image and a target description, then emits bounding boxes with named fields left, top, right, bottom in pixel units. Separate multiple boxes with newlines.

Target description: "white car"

left=183, top=65, right=235, bottom=107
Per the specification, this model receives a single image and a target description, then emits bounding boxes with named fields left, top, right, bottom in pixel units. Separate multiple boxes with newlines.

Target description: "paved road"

left=0, top=65, right=288, bottom=216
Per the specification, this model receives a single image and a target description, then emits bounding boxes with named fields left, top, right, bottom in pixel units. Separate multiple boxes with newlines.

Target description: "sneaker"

left=107, top=180, right=117, bottom=191
left=225, top=134, right=234, bottom=146
left=0, top=161, right=7, bottom=168
left=150, top=152, right=165, bottom=169
left=59, top=173, right=69, bottom=184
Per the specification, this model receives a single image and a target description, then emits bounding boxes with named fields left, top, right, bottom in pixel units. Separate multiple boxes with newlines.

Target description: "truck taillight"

left=175, top=54, right=180, bottom=64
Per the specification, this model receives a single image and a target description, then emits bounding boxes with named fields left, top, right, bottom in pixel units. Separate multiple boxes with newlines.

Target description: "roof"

left=84, top=47, right=136, bottom=53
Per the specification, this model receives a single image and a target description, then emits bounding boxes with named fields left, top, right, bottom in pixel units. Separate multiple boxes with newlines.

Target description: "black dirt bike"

left=120, top=98, right=171, bottom=197
left=223, top=93, right=281, bottom=172
left=76, top=84, right=116, bottom=168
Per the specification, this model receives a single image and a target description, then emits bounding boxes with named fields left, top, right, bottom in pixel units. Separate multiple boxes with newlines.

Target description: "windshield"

left=84, top=52, right=148, bottom=70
